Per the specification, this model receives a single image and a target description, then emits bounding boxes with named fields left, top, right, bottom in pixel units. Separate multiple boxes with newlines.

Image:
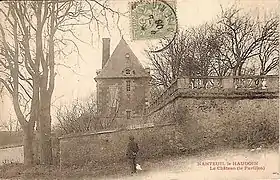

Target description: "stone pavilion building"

left=94, top=38, right=151, bottom=128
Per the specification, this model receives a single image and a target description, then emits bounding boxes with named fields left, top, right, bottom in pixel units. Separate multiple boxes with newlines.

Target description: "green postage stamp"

left=129, top=0, right=177, bottom=41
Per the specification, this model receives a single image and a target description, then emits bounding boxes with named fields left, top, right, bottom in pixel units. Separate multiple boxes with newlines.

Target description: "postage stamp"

left=129, top=0, right=177, bottom=41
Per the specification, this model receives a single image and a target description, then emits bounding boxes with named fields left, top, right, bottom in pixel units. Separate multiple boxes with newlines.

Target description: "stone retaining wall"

left=59, top=80, right=279, bottom=167
left=59, top=124, right=177, bottom=168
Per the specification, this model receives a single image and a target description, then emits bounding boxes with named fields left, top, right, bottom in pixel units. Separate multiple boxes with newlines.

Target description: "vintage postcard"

left=0, top=0, right=279, bottom=179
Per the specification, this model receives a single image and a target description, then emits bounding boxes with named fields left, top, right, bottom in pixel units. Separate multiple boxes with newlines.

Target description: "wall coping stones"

left=147, top=88, right=278, bottom=115
left=178, top=89, right=279, bottom=98
left=58, top=123, right=176, bottom=140
left=0, top=144, right=23, bottom=150
left=148, top=75, right=279, bottom=112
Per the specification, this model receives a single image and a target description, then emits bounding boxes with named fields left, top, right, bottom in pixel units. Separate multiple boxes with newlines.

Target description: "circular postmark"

left=130, top=0, right=178, bottom=53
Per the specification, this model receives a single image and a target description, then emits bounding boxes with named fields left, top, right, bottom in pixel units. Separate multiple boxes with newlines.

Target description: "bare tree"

left=56, top=93, right=99, bottom=135
left=216, top=6, right=279, bottom=75
left=184, top=24, right=231, bottom=77
left=146, top=30, right=196, bottom=88
left=0, top=1, right=121, bottom=166
left=146, top=24, right=226, bottom=89
left=257, top=15, right=279, bottom=75
left=147, top=6, right=279, bottom=98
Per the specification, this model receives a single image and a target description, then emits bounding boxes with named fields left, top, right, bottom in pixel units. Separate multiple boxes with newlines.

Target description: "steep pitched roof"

left=95, top=38, right=150, bottom=79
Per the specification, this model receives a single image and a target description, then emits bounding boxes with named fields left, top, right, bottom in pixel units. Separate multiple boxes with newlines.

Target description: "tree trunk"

left=39, top=96, right=52, bottom=165
left=23, top=125, right=34, bottom=166
left=237, top=65, right=243, bottom=76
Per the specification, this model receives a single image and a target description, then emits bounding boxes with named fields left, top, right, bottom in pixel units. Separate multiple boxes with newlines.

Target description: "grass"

left=0, top=142, right=278, bottom=180
left=0, top=161, right=131, bottom=180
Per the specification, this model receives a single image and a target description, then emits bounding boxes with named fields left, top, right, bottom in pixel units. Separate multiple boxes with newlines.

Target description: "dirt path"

left=82, top=149, right=279, bottom=180
left=2, top=148, right=278, bottom=180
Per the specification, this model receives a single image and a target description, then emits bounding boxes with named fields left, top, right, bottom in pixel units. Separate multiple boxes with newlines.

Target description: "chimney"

left=102, top=38, right=110, bottom=68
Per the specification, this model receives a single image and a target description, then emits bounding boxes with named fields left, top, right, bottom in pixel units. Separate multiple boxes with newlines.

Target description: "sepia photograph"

left=0, top=0, right=279, bottom=179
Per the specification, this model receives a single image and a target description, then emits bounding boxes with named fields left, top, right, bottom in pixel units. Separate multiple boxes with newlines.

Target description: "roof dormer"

left=95, top=38, right=151, bottom=80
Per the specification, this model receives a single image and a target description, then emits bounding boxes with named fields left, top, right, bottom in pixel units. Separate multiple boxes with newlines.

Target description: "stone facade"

left=59, top=92, right=279, bottom=167
left=148, top=97, right=279, bottom=148
left=94, top=38, right=151, bottom=128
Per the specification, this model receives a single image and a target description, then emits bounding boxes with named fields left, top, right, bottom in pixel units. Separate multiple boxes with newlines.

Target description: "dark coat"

left=126, top=140, right=139, bottom=159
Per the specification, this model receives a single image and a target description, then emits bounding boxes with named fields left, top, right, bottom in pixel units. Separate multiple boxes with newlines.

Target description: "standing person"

left=126, top=135, right=139, bottom=174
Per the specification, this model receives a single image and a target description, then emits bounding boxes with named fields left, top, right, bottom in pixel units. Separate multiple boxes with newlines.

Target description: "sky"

left=0, top=0, right=279, bottom=128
